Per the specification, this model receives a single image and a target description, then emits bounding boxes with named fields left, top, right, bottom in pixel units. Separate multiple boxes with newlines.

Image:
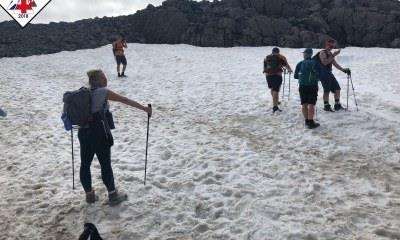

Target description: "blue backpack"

left=299, top=59, right=319, bottom=86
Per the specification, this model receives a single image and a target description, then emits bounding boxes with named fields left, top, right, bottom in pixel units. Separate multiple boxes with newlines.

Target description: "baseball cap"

left=303, top=48, right=313, bottom=55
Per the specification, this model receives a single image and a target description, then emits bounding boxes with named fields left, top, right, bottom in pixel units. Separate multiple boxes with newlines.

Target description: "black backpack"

left=62, top=87, right=92, bottom=127
left=312, top=51, right=325, bottom=76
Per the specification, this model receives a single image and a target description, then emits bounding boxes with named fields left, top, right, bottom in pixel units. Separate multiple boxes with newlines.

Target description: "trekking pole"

left=71, top=128, right=75, bottom=190
left=349, top=74, right=359, bottom=112
left=282, top=69, right=286, bottom=102
left=288, top=72, right=291, bottom=101
left=315, top=83, right=318, bottom=121
left=144, top=104, right=152, bottom=185
left=346, top=74, right=350, bottom=111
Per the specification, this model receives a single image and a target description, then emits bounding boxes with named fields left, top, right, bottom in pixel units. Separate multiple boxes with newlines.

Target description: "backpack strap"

left=86, top=88, right=93, bottom=125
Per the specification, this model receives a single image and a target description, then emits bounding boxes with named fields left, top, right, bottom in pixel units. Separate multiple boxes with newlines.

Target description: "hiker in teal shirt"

left=294, top=48, right=320, bottom=129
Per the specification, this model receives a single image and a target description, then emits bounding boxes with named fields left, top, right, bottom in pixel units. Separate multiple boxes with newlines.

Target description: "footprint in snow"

left=161, top=150, right=172, bottom=160
left=193, top=223, right=209, bottom=233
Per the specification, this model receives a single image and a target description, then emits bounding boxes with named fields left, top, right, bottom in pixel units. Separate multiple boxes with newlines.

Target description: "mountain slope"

left=0, top=0, right=400, bottom=57
left=1, top=44, right=400, bottom=239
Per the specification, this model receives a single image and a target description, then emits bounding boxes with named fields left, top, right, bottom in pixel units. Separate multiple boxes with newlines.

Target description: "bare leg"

left=270, top=90, right=274, bottom=105
left=323, top=92, right=329, bottom=102
left=334, top=90, right=340, bottom=101
left=272, top=91, right=279, bottom=107
left=308, top=104, right=315, bottom=120
left=302, top=104, right=308, bottom=119
left=117, top=64, right=121, bottom=75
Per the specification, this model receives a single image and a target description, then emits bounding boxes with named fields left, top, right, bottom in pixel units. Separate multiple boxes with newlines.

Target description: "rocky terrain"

left=1, top=0, right=400, bottom=57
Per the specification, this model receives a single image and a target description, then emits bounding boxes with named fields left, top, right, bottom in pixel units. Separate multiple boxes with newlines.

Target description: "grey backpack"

left=63, top=87, right=92, bottom=126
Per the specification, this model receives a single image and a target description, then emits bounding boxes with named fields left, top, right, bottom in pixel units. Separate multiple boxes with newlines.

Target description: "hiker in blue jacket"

left=294, top=48, right=320, bottom=129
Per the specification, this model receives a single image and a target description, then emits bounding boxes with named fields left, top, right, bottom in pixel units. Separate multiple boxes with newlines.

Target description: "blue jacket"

left=294, top=58, right=319, bottom=86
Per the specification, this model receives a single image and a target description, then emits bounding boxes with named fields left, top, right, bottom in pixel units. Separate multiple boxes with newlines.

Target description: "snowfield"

left=0, top=44, right=400, bottom=240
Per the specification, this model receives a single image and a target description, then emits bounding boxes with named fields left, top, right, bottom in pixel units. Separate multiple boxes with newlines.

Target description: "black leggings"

left=78, top=127, right=116, bottom=193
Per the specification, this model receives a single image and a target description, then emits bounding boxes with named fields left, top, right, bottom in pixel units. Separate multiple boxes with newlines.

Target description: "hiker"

left=112, top=37, right=128, bottom=77
left=79, top=69, right=152, bottom=205
left=263, top=47, right=293, bottom=113
left=294, top=48, right=320, bottom=129
left=315, top=39, right=351, bottom=111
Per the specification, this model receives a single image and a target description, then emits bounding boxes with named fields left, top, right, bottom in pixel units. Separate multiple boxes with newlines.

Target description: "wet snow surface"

left=1, top=44, right=400, bottom=240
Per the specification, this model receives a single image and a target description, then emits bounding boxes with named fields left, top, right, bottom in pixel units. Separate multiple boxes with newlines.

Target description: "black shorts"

left=299, top=85, right=318, bottom=105
left=266, top=75, right=283, bottom=92
left=320, top=73, right=341, bottom=93
left=115, top=55, right=127, bottom=65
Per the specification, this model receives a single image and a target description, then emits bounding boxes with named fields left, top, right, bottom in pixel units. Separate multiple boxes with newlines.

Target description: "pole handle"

left=147, top=104, right=152, bottom=118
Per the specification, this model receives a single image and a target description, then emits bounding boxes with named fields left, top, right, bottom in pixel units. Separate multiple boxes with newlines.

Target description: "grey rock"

left=0, top=0, right=399, bottom=58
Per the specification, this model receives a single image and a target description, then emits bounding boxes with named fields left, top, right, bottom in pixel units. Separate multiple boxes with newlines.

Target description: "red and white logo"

left=0, top=0, right=51, bottom=28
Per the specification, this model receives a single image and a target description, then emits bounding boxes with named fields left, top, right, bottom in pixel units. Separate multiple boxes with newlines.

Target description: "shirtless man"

left=112, top=37, right=128, bottom=77
left=317, top=39, right=351, bottom=111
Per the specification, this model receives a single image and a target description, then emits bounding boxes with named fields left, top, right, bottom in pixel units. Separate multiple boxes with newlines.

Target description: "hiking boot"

left=121, top=73, right=127, bottom=78
left=273, top=106, right=282, bottom=113
left=306, top=120, right=320, bottom=129
left=324, top=104, right=334, bottom=112
left=118, top=73, right=122, bottom=77
left=85, top=190, right=98, bottom=204
left=108, top=190, right=128, bottom=206
left=334, top=103, right=345, bottom=111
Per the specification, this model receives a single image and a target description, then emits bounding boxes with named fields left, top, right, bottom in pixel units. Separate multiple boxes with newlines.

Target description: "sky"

left=0, top=0, right=165, bottom=23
